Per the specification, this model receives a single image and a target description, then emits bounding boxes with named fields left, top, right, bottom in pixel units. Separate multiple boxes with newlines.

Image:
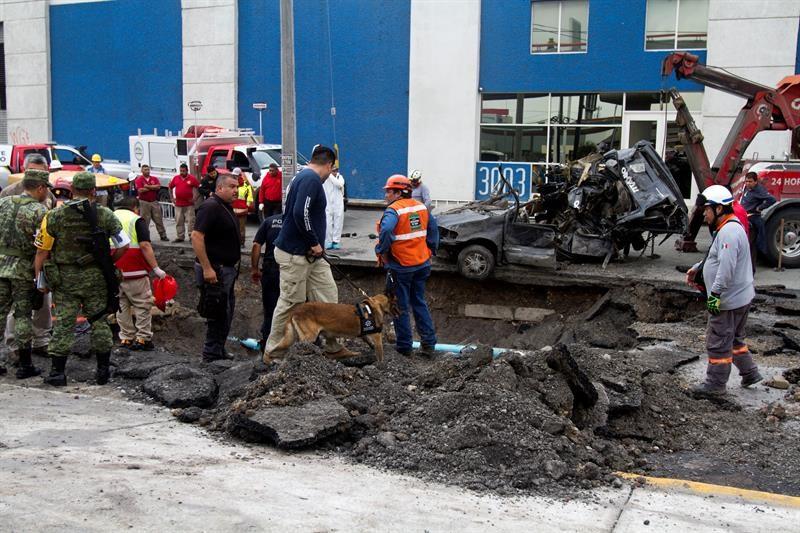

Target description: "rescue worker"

left=323, top=166, right=345, bottom=249
left=686, top=185, right=761, bottom=397
left=0, top=169, right=51, bottom=378
left=741, top=172, right=777, bottom=261
left=0, top=154, right=55, bottom=365
left=86, top=154, right=109, bottom=207
left=375, top=175, right=439, bottom=357
left=258, top=163, right=283, bottom=219
left=409, top=170, right=432, bottom=211
left=251, top=213, right=282, bottom=351
left=134, top=164, right=168, bottom=241
left=34, top=172, right=130, bottom=387
left=113, top=197, right=168, bottom=351
left=232, top=168, right=254, bottom=246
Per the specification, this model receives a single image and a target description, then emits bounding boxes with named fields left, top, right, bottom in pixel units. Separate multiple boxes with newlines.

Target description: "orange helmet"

left=383, top=174, right=411, bottom=191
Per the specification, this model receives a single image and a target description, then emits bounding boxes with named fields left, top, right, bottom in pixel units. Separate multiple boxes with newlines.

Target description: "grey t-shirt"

left=694, top=218, right=754, bottom=310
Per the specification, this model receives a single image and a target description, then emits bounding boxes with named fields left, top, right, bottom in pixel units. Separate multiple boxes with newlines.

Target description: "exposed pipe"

left=412, top=341, right=508, bottom=358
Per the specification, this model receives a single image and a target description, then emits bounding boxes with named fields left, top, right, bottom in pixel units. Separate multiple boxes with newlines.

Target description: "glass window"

left=625, top=91, right=703, bottom=111
left=480, top=126, right=548, bottom=163
left=645, top=0, right=707, bottom=51
left=550, top=126, right=621, bottom=163
left=531, top=0, right=588, bottom=54
left=481, top=95, right=518, bottom=124
left=549, top=93, right=623, bottom=125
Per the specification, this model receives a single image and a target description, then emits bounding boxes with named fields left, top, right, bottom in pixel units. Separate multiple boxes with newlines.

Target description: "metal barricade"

left=159, top=201, right=176, bottom=220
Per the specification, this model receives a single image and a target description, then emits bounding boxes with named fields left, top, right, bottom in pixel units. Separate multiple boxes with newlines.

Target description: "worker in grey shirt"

left=409, top=170, right=432, bottom=211
left=686, top=185, right=760, bottom=397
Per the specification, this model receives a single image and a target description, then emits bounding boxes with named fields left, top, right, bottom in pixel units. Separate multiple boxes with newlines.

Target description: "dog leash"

left=309, top=252, right=372, bottom=299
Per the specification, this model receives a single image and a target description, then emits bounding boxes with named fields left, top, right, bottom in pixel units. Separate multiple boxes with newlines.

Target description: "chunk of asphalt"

left=142, top=364, right=218, bottom=408
left=115, top=350, right=191, bottom=379
left=229, top=397, right=351, bottom=449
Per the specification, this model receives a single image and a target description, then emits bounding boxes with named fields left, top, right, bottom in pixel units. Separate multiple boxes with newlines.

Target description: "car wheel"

left=765, top=207, right=800, bottom=268
left=457, top=244, right=495, bottom=281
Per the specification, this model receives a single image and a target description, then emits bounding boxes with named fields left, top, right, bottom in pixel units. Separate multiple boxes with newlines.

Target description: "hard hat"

left=91, top=154, right=102, bottom=162
left=127, top=172, right=137, bottom=181
left=49, top=160, right=63, bottom=171
left=153, top=275, right=178, bottom=312
left=702, top=185, right=734, bottom=206
left=383, top=174, right=412, bottom=191
left=232, top=167, right=242, bottom=176
left=410, top=170, right=422, bottom=182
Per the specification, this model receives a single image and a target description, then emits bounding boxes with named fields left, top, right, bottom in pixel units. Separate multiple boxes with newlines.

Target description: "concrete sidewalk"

left=1, top=383, right=798, bottom=532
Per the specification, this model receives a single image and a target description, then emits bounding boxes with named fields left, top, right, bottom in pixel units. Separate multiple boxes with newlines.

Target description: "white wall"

left=702, top=0, right=800, bottom=166
left=181, top=0, right=237, bottom=131
left=1, top=0, right=51, bottom=143
left=407, top=0, right=481, bottom=202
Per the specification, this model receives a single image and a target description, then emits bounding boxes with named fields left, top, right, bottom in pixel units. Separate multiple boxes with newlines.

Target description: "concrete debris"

left=783, top=368, right=800, bottom=384
left=775, top=301, right=800, bottom=316
left=765, top=377, right=790, bottom=390
left=114, top=350, right=191, bottom=379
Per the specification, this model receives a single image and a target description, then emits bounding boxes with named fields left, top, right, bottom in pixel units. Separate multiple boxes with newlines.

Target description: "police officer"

left=34, top=172, right=130, bottom=386
left=0, top=169, right=51, bottom=378
left=251, top=213, right=283, bottom=351
left=375, top=175, right=439, bottom=357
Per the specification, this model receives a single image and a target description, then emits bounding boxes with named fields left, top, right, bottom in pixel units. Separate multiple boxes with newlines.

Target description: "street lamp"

left=252, top=102, right=267, bottom=138
left=188, top=100, right=202, bottom=138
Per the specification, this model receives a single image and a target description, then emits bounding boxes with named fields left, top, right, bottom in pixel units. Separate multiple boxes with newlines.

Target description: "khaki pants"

left=175, top=205, right=195, bottom=240
left=238, top=215, right=247, bottom=245
left=117, top=277, right=153, bottom=341
left=139, top=200, right=167, bottom=239
left=265, top=247, right=342, bottom=354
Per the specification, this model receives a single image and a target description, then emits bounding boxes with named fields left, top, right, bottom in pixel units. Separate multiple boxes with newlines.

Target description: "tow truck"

left=661, top=51, right=800, bottom=267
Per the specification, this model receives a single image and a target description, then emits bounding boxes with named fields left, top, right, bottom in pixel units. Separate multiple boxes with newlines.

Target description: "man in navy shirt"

left=263, top=145, right=356, bottom=359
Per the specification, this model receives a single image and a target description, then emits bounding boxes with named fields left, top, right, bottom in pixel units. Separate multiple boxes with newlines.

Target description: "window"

left=645, top=0, right=708, bottom=50
left=54, top=148, right=88, bottom=166
left=530, top=0, right=588, bottom=54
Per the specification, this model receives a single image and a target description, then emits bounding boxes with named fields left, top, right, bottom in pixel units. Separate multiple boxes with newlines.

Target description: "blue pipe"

left=412, top=341, right=506, bottom=357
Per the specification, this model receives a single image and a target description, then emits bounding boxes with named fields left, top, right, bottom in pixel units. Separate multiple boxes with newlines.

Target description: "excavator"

left=661, top=51, right=800, bottom=267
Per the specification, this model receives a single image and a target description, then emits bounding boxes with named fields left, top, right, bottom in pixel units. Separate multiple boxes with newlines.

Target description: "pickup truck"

left=0, top=143, right=129, bottom=189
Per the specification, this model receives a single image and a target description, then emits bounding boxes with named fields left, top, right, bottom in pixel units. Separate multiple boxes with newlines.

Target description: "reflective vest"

left=113, top=208, right=150, bottom=279
left=377, top=198, right=431, bottom=267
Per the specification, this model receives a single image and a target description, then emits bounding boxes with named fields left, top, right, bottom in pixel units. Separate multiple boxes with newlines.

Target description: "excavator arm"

left=661, top=51, right=800, bottom=251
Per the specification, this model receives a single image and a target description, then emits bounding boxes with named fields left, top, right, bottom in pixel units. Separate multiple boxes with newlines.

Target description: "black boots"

left=96, top=351, right=111, bottom=385
left=15, top=347, right=42, bottom=379
left=43, top=356, right=68, bottom=387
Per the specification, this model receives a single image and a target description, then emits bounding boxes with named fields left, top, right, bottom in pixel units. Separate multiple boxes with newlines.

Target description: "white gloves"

left=258, top=203, right=264, bottom=211
left=153, top=266, right=167, bottom=279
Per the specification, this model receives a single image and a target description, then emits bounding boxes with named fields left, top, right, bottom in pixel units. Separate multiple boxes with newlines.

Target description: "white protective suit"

left=323, top=172, right=345, bottom=246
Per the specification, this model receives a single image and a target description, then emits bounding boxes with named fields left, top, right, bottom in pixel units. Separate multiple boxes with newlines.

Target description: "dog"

left=263, top=293, right=397, bottom=365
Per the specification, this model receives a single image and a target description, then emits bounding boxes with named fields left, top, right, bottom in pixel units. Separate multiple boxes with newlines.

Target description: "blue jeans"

left=389, top=266, right=436, bottom=351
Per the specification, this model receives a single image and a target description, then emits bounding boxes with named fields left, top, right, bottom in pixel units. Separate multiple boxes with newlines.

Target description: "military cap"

left=22, top=169, right=54, bottom=189
left=72, top=171, right=96, bottom=190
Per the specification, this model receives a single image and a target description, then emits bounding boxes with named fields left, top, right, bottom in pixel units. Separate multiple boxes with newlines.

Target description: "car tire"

left=765, top=207, right=800, bottom=268
left=457, top=244, right=495, bottom=281
left=157, top=188, right=171, bottom=203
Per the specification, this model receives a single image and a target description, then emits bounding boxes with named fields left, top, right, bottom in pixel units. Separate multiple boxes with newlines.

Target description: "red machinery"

left=662, top=51, right=800, bottom=265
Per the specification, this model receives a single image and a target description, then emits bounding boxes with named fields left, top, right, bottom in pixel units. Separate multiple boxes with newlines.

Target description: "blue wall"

left=238, top=0, right=410, bottom=200
left=480, top=0, right=707, bottom=93
left=50, top=0, right=183, bottom=161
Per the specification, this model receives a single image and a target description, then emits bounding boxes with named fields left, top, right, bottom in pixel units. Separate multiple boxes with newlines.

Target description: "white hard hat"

left=49, top=160, right=63, bottom=171
left=127, top=172, right=137, bottom=181
left=702, top=185, right=734, bottom=206
left=232, top=167, right=242, bottom=176
left=410, top=169, right=422, bottom=182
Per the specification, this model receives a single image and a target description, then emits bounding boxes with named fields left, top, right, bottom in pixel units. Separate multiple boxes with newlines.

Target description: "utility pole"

left=280, top=0, right=297, bottom=200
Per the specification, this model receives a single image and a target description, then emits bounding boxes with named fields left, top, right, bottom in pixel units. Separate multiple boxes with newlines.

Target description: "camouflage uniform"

left=35, top=172, right=126, bottom=385
left=0, top=171, right=48, bottom=372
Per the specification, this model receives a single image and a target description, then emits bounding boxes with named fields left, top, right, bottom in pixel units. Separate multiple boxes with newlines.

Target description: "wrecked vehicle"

left=437, top=141, right=688, bottom=280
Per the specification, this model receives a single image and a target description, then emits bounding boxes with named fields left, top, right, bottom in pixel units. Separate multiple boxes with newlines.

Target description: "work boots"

left=691, top=362, right=731, bottom=398
left=733, top=350, right=763, bottom=388
left=15, top=347, right=42, bottom=379
left=43, top=356, right=68, bottom=387
left=95, top=351, right=111, bottom=385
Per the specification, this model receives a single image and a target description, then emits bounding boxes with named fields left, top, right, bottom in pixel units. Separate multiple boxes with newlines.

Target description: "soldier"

left=34, top=172, right=130, bottom=386
left=0, top=169, right=52, bottom=378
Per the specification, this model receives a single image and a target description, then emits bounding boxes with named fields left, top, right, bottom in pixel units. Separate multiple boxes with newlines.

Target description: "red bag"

left=153, top=275, right=178, bottom=311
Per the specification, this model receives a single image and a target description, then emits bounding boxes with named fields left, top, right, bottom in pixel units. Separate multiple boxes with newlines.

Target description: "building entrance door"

left=622, top=111, right=673, bottom=156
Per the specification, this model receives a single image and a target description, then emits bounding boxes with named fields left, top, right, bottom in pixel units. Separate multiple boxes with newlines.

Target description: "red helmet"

left=153, top=275, right=178, bottom=311
left=383, top=174, right=411, bottom=191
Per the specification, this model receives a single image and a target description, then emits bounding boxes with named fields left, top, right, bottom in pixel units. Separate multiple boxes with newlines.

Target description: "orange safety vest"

left=376, top=198, right=431, bottom=267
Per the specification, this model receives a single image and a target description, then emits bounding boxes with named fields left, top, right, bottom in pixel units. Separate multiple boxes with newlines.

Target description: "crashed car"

left=437, top=141, right=688, bottom=280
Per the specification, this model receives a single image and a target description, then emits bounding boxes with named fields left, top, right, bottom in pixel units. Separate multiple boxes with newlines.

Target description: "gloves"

left=152, top=266, right=167, bottom=279
left=258, top=203, right=264, bottom=211
left=706, top=292, right=721, bottom=315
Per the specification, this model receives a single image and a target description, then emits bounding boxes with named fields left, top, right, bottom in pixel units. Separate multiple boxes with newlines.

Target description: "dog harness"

left=354, top=300, right=382, bottom=336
